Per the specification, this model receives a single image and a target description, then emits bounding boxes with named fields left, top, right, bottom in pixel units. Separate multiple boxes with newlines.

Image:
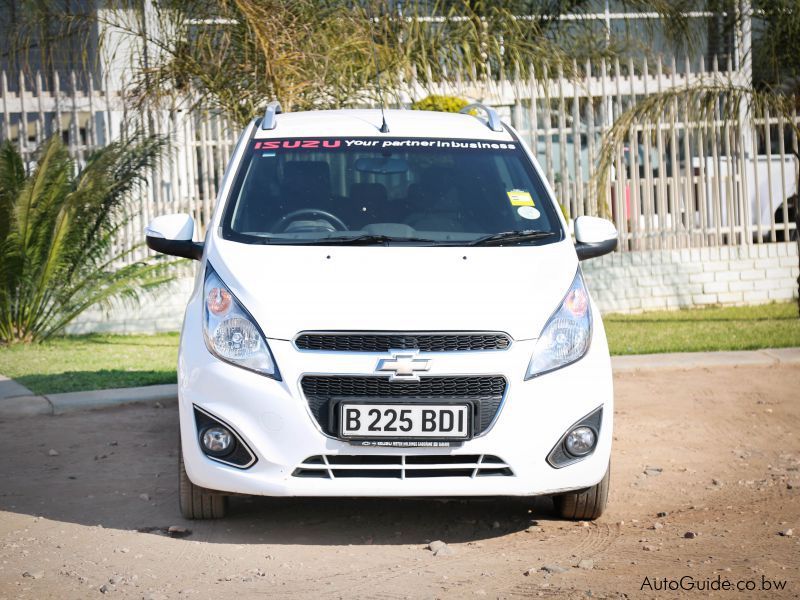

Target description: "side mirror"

left=574, top=216, right=618, bottom=260
left=145, top=214, right=204, bottom=260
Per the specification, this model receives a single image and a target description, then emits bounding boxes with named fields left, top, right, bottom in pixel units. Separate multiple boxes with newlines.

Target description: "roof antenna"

left=368, top=11, right=389, bottom=133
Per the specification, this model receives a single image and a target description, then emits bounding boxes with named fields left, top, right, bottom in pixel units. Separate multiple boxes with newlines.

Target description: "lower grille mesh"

left=292, top=454, right=513, bottom=479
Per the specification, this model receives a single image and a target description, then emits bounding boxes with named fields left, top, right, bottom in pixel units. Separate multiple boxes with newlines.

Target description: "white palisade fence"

left=1, top=57, right=798, bottom=263
left=0, top=70, right=241, bottom=264
left=408, top=55, right=799, bottom=251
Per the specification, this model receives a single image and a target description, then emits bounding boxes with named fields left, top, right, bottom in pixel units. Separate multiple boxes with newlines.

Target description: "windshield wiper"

left=468, top=229, right=557, bottom=246
left=303, top=234, right=440, bottom=246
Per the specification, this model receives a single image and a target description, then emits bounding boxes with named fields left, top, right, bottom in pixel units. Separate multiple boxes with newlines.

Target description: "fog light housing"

left=546, top=406, right=603, bottom=468
left=201, top=426, right=235, bottom=456
left=564, top=426, right=596, bottom=457
left=193, top=406, right=257, bottom=469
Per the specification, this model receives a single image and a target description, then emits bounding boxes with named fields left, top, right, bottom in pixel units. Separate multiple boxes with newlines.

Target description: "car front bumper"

left=178, top=303, right=613, bottom=498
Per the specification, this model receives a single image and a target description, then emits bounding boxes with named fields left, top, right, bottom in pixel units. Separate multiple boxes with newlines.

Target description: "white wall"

left=583, top=243, right=799, bottom=313
left=67, top=271, right=198, bottom=335
left=68, top=245, right=799, bottom=334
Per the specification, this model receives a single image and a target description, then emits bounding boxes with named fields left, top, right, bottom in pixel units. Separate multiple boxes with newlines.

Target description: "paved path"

left=611, top=347, right=800, bottom=372
left=0, top=375, right=33, bottom=399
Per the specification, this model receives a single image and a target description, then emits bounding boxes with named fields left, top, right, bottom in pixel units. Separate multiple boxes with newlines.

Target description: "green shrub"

left=0, top=135, right=175, bottom=343
left=411, top=95, right=469, bottom=113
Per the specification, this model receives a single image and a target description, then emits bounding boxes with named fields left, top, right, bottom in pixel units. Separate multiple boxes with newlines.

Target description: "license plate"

left=338, top=403, right=471, bottom=440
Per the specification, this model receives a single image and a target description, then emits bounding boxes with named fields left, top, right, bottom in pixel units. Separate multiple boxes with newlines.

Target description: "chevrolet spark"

left=145, top=103, right=619, bottom=520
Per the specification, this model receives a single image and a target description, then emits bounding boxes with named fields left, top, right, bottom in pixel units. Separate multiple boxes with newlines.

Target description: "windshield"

left=221, top=136, right=564, bottom=246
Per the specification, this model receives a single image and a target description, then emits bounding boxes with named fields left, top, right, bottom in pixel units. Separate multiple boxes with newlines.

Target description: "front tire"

left=179, top=452, right=227, bottom=519
left=553, top=462, right=610, bottom=520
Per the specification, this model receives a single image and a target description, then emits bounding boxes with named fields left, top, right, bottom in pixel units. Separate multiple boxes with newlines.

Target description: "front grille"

left=301, top=375, right=507, bottom=437
left=295, top=332, right=511, bottom=352
left=292, top=454, right=513, bottom=479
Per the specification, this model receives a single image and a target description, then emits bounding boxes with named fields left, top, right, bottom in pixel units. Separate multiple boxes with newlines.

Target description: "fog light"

left=201, top=426, right=234, bottom=456
left=564, top=426, right=596, bottom=457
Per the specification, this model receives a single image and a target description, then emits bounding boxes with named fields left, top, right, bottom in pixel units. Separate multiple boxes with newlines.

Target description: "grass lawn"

left=0, top=333, right=179, bottom=395
left=604, top=301, right=800, bottom=355
left=0, top=302, right=798, bottom=395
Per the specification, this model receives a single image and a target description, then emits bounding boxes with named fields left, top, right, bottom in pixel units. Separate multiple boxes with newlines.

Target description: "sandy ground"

left=0, top=364, right=798, bottom=599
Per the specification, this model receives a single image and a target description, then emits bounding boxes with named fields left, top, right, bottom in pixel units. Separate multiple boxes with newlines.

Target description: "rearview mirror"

left=354, top=157, right=409, bottom=175
left=145, top=214, right=204, bottom=260
left=574, top=216, right=618, bottom=260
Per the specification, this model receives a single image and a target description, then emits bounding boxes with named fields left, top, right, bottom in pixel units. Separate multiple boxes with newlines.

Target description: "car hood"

left=206, top=238, right=578, bottom=341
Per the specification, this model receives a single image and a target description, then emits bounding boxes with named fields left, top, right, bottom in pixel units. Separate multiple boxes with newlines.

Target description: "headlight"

left=525, top=269, right=592, bottom=379
left=203, top=265, right=279, bottom=379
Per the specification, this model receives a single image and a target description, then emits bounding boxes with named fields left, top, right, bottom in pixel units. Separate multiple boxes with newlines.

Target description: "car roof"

left=252, top=109, right=514, bottom=141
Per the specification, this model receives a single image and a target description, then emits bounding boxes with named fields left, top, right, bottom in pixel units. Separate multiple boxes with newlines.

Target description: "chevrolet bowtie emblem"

left=376, top=352, right=431, bottom=382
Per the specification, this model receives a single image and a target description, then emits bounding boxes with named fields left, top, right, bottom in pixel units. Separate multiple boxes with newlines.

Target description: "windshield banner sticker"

left=254, top=138, right=517, bottom=151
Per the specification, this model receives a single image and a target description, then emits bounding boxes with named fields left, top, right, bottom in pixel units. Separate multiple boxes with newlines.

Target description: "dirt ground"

left=0, top=364, right=798, bottom=599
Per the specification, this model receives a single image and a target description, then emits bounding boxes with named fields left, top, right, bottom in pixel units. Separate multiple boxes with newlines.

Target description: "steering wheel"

left=272, top=208, right=349, bottom=233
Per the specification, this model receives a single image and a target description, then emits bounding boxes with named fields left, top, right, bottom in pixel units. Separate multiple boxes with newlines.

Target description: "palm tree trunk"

left=795, top=192, right=799, bottom=316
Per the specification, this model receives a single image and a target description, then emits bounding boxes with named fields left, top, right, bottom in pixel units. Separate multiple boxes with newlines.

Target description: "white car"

left=145, top=103, right=618, bottom=520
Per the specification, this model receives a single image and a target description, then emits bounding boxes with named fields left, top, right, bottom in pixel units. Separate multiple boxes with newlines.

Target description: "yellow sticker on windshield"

left=507, top=189, right=535, bottom=206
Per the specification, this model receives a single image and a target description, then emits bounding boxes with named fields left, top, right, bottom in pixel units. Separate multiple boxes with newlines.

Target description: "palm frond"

left=0, top=134, right=176, bottom=344
left=593, top=76, right=800, bottom=214
left=0, top=141, right=26, bottom=244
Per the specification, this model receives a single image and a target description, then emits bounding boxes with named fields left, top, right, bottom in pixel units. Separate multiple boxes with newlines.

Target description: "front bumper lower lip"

left=291, top=452, right=514, bottom=479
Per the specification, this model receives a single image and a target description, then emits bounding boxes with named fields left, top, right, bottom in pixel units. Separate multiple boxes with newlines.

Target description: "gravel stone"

left=540, top=564, right=568, bottom=574
left=47, top=449, right=59, bottom=457
left=139, top=493, right=150, bottom=502
left=22, top=570, right=44, bottom=579
left=779, top=528, right=793, bottom=537
left=577, top=559, right=594, bottom=570
left=167, top=526, right=192, bottom=538
left=684, top=531, right=698, bottom=539
left=427, top=540, right=454, bottom=556
left=525, top=526, right=541, bottom=533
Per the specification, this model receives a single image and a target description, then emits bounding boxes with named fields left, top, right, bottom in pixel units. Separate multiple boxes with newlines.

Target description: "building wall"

left=67, top=270, right=199, bottom=335
left=68, top=245, right=800, bottom=334
left=582, top=244, right=799, bottom=313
